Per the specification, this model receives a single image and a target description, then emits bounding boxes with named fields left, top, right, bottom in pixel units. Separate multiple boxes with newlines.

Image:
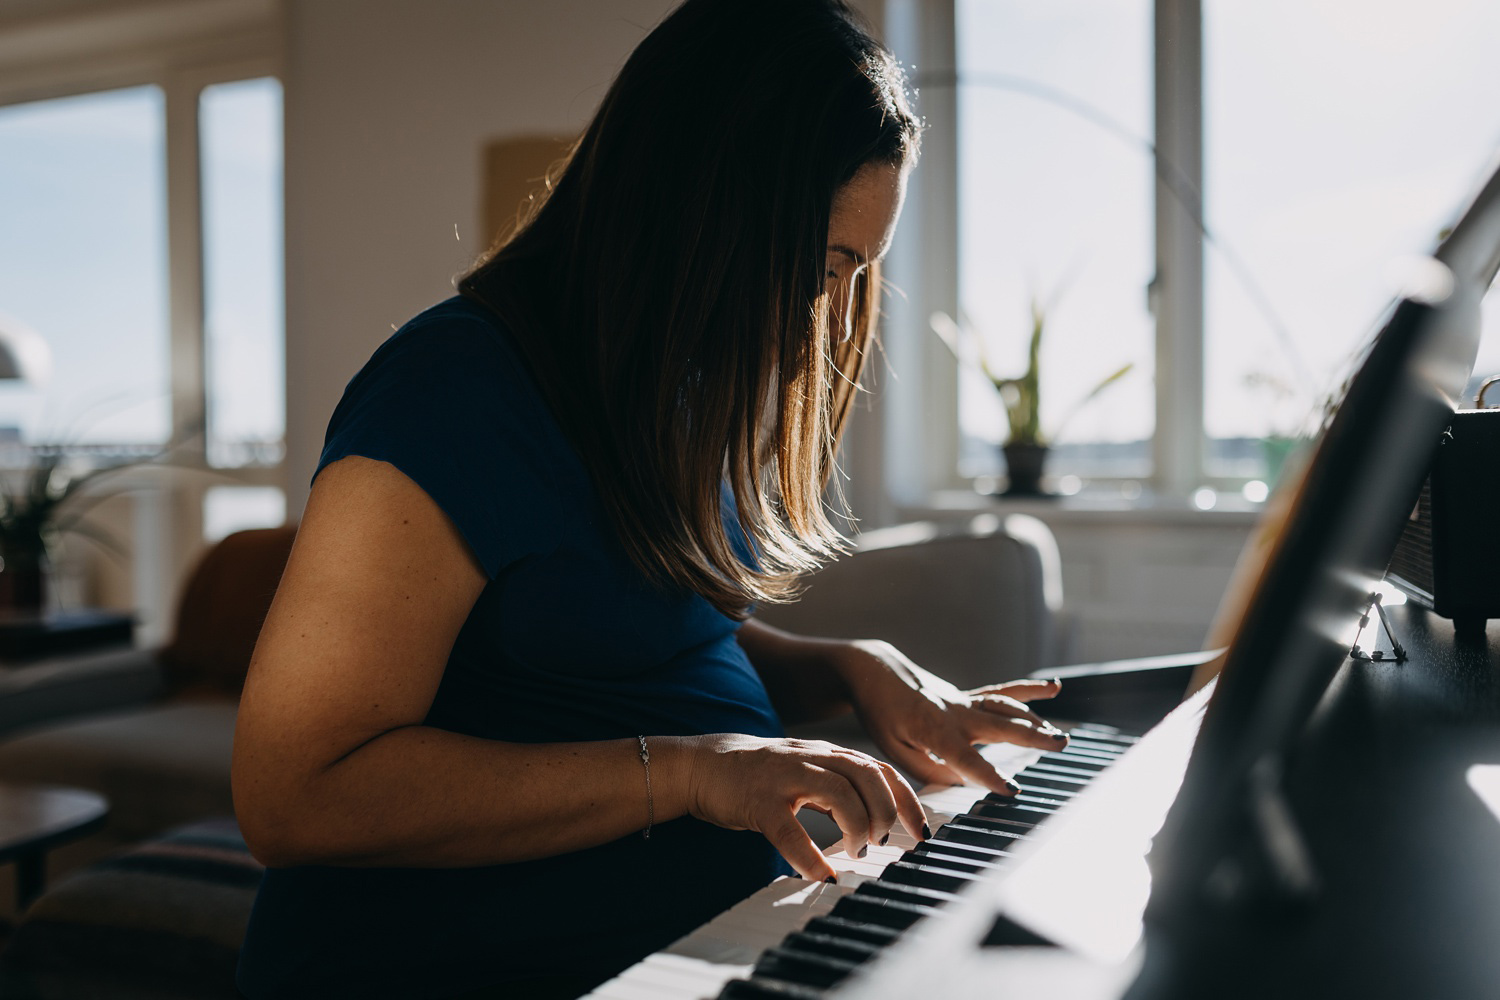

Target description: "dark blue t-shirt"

left=237, top=297, right=789, bottom=998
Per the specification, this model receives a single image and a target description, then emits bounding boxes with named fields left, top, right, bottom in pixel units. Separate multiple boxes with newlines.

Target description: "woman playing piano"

left=232, top=1, right=1066, bottom=996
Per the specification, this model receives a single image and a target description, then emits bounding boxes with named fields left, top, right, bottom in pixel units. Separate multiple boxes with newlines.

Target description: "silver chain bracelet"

left=637, top=735, right=654, bottom=840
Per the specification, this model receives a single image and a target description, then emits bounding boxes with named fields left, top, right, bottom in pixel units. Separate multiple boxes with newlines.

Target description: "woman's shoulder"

left=374, top=295, right=526, bottom=381
left=338, top=296, right=555, bottom=435
left=319, top=296, right=570, bottom=576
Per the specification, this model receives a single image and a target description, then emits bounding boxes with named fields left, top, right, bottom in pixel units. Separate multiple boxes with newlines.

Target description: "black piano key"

left=753, top=946, right=861, bottom=990
left=973, top=793, right=1051, bottom=813
left=1015, top=772, right=1089, bottom=793
left=1012, top=791, right=1068, bottom=808
left=1013, top=782, right=1081, bottom=801
left=898, top=847, right=994, bottom=874
left=935, top=820, right=1029, bottom=850
left=881, top=859, right=986, bottom=894
left=1071, top=721, right=1133, bottom=735
left=1026, top=758, right=1110, bottom=779
left=830, top=892, right=928, bottom=929
left=960, top=809, right=1044, bottom=833
left=977, top=791, right=1064, bottom=811
left=803, top=914, right=903, bottom=947
left=911, top=839, right=1012, bottom=866
left=1068, top=727, right=1139, bottom=747
left=964, top=802, right=1042, bottom=828
left=854, top=879, right=960, bottom=909
left=981, top=790, right=1056, bottom=808
left=1056, top=743, right=1128, bottom=767
left=1041, top=743, right=1118, bottom=764
left=720, top=975, right=828, bottom=999
left=780, top=930, right=882, bottom=964
left=1024, top=757, right=1102, bottom=777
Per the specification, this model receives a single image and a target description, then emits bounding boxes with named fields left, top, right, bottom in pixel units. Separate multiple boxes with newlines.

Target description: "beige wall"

left=281, top=0, right=682, bottom=516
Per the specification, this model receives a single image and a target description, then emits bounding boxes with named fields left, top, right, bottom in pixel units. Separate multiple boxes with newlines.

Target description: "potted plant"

left=0, top=445, right=161, bottom=613
left=932, top=301, right=1132, bottom=496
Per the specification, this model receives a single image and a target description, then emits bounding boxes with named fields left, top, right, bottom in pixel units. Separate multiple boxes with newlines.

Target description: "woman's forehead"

left=829, top=163, right=907, bottom=264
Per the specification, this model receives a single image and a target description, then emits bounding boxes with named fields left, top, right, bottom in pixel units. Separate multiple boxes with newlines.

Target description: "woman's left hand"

left=831, top=640, right=1067, bottom=795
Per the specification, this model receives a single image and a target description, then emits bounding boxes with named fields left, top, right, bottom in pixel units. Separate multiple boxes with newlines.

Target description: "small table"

left=0, top=783, right=108, bottom=910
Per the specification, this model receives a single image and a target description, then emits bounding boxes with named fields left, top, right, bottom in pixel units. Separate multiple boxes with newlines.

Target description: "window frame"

left=863, top=0, right=1230, bottom=520
left=0, top=1, right=284, bottom=642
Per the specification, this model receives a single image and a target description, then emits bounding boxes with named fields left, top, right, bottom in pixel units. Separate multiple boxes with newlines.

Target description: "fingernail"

left=1050, top=731, right=1069, bottom=742
left=824, top=875, right=837, bottom=884
left=921, top=822, right=932, bottom=840
left=880, top=833, right=890, bottom=847
left=1005, top=779, right=1022, bottom=795
left=857, top=845, right=868, bottom=859
left=1051, top=677, right=1063, bottom=685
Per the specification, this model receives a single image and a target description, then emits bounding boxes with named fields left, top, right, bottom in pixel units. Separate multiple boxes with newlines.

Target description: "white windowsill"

left=902, top=488, right=1264, bottom=528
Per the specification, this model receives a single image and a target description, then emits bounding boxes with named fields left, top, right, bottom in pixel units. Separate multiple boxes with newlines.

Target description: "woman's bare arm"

left=735, top=618, right=856, bottom=726
left=232, top=456, right=694, bottom=868
left=232, top=456, right=924, bottom=879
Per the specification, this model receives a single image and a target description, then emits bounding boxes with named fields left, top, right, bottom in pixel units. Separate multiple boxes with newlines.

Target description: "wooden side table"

left=0, top=783, right=108, bottom=910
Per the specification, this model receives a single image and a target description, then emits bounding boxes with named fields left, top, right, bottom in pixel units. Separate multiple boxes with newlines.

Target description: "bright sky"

left=0, top=77, right=282, bottom=452
left=0, top=86, right=168, bottom=444
left=956, top=0, right=1500, bottom=466
left=4, top=8, right=1500, bottom=476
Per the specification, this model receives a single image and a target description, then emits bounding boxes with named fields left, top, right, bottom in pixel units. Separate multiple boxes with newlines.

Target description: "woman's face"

left=825, top=161, right=908, bottom=344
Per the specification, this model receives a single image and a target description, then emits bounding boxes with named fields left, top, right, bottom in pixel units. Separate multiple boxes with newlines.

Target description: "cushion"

left=0, top=817, right=262, bottom=1000
left=0, top=701, right=237, bottom=842
left=157, top=526, right=296, bottom=697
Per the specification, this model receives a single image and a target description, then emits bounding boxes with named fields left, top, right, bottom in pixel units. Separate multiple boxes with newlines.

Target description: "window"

left=901, top=0, right=1500, bottom=503
left=201, top=76, right=285, bottom=469
left=0, top=0, right=283, bottom=637
left=1204, top=0, right=1500, bottom=479
left=0, top=87, right=170, bottom=445
left=204, top=485, right=286, bottom=543
left=956, top=0, right=1154, bottom=483
left=0, top=75, right=286, bottom=517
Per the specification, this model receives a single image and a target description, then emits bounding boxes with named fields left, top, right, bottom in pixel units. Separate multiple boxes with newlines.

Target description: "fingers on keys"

left=937, top=740, right=1023, bottom=797
left=764, top=812, right=839, bottom=883
left=965, top=708, right=1070, bottom=752
left=812, top=750, right=926, bottom=855
left=968, top=677, right=1063, bottom=702
left=768, top=748, right=929, bottom=881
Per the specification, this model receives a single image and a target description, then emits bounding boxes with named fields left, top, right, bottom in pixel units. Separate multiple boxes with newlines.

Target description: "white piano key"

left=624, top=957, right=728, bottom=998
left=645, top=953, right=746, bottom=988
left=584, top=742, right=1047, bottom=999
left=664, top=878, right=844, bottom=963
left=824, top=843, right=907, bottom=883
left=588, top=976, right=677, bottom=1000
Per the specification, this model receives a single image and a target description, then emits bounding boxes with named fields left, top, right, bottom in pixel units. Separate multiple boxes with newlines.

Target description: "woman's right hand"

left=681, top=734, right=929, bottom=882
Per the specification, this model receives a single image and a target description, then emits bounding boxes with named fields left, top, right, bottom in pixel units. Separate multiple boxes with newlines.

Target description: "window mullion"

left=165, top=73, right=207, bottom=454
left=134, top=70, right=208, bottom=645
left=879, top=0, right=962, bottom=510
left=1152, top=0, right=1206, bottom=496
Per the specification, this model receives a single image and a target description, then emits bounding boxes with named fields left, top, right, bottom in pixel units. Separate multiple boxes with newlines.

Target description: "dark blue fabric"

left=237, top=297, right=790, bottom=999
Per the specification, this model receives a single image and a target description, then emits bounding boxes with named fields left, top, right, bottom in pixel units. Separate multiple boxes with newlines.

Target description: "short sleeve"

left=315, top=301, right=563, bottom=578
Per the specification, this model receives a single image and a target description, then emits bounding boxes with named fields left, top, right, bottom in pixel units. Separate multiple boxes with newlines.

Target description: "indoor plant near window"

left=0, top=445, right=160, bottom=613
left=933, top=301, right=1132, bottom=496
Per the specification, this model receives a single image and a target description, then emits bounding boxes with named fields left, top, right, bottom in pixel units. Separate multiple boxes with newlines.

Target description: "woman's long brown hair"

left=459, top=0, right=920, bottom=617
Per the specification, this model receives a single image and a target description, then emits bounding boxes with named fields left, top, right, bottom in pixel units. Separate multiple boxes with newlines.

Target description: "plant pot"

left=1002, top=442, right=1050, bottom=497
left=0, top=544, right=47, bottom=612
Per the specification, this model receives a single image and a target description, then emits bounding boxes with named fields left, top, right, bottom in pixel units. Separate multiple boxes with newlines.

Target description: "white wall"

left=278, top=0, right=1247, bottom=664
left=0, top=0, right=1241, bottom=659
left=281, top=0, right=682, bottom=515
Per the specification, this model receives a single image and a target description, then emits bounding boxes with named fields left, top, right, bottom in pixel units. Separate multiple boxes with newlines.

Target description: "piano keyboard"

left=581, top=723, right=1137, bottom=1000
